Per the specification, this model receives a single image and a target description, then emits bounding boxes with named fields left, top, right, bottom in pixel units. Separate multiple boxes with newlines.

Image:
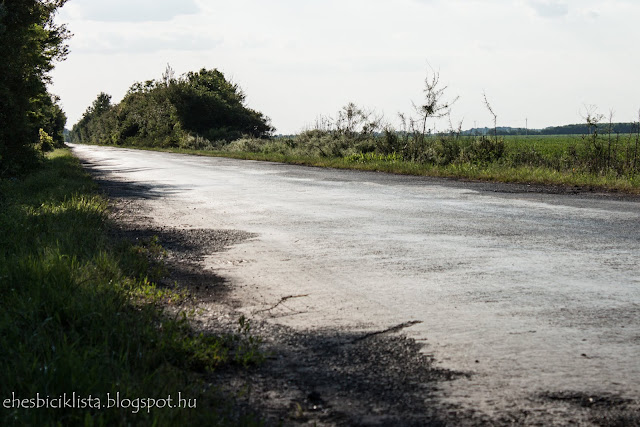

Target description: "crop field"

left=503, top=134, right=582, bottom=153
left=503, top=134, right=637, bottom=155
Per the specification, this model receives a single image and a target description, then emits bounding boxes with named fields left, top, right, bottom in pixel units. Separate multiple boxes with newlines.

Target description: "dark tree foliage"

left=71, top=92, right=116, bottom=144
left=70, top=68, right=274, bottom=147
left=0, top=0, right=70, bottom=175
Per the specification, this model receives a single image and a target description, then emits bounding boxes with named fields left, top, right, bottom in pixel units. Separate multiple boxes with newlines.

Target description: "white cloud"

left=70, top=28, right=221, bottom=54
left=527, top=0, right=569, bottom=18
left=63, top=0, right=200, bottom=22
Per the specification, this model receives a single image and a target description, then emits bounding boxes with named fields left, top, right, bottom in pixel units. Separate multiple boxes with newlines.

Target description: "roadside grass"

left=0, top=149, right=262, bottom=426
left=97, top=138, right=640, bottom=194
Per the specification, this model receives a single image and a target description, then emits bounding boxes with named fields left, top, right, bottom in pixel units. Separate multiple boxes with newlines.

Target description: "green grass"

left=0, top=150, right=262, bottom=426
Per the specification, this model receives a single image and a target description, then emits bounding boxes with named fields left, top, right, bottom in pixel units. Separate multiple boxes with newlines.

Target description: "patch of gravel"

left=207, top=321, right=477, bottom=426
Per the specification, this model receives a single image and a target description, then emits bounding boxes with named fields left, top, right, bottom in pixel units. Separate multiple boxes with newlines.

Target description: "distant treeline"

left=464, top=123, right=640, bottom=136
left=70, top=67, right=273, bottom=147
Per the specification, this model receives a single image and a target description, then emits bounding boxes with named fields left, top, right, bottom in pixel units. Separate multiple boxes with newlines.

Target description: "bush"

left=37, top=129, right=55, bottom=153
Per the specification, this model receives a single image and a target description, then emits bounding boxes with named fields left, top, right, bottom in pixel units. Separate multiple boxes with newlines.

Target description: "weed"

left=232, top=316, right=265, bottom=367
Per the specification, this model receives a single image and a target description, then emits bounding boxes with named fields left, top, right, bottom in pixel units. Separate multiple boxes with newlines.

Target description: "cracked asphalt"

left=71, top=144, right=640, bottom=425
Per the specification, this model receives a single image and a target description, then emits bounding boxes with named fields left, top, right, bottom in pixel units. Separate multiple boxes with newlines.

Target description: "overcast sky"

left=51, top=0, right=640, bottom=134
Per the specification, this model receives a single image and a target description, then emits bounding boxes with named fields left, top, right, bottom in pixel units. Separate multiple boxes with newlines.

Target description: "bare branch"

left=483, top=91, right=498, bottom=140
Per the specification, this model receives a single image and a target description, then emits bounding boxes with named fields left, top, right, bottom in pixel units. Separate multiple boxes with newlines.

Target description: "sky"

left=50, top=0, right=640, bottom=134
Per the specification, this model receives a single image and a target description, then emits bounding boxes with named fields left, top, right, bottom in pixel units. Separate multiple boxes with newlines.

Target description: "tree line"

left=70, top=66, right=274, bottom=147
left=0, top=0, right=69, bottom=176
left=463, top=123, right=640, bottom=136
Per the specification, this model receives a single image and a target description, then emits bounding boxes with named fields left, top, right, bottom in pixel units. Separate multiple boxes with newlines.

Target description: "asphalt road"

left=71, top=144, right=640, bottom=419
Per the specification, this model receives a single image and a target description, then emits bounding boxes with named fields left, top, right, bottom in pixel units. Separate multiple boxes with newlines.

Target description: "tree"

left=0, top=0, right=70, bottom=175
left=91, top=92, right=113, bottom=116
left=71, top=67, right=274, bottom=147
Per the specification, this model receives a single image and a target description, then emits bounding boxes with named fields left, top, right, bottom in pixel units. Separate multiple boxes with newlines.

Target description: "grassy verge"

left=0, top=149, right=261, bottom=426
left=95, top=142, right=640, bottom=194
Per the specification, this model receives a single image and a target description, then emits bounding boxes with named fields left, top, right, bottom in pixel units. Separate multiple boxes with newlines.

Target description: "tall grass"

left=0, top=150, right=261, bottom=426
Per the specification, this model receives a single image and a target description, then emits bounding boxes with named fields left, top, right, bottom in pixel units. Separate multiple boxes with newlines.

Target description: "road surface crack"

left=253, top=294, right=310, bottom=314
left=352, top=320, right=423, bottom=343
